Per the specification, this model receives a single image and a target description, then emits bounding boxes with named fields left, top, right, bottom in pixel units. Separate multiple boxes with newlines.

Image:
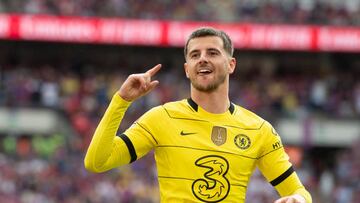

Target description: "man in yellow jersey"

left=84, top=27, right=312, bottom=203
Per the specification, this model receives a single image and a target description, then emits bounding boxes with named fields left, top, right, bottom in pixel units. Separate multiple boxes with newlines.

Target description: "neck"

left=190, top=83, right=230, bottom=114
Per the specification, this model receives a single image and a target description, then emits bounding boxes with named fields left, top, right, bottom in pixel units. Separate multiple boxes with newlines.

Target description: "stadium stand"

left=1, top=0, right=360, bottom=25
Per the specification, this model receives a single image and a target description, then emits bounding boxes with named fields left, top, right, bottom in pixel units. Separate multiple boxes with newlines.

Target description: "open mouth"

left=197, top=69, right=213, bottom=75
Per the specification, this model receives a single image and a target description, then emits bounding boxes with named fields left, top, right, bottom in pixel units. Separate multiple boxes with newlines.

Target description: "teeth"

left=198, top=69, right=212, bottom=73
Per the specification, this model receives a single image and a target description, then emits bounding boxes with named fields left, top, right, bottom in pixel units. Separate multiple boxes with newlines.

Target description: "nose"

left=198, top=53, right=208, bottom=65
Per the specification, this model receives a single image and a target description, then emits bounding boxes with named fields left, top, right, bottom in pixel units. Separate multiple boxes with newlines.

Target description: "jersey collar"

left=187, top=98, right=235, bottom=114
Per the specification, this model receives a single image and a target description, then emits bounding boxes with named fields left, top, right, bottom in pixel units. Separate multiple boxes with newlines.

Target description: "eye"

left=209, top=50, right=219, bottom=56
left=190, top=53, right=199, bottom=59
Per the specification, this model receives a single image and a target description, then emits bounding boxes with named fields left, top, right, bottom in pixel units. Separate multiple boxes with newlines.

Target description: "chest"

left=156, top=119, right=264, bottom=160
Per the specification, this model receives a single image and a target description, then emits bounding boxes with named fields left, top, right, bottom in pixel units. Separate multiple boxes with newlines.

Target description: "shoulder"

left=160, top=99, right=194, bottom=118
left=233, top=105, right=278, bottom=136
left=232, top=104, right=267, bottom=130
left=142, top=100, right=189, bottom=118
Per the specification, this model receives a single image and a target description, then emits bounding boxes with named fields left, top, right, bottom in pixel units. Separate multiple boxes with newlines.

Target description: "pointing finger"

left=146, top=64, right=162, bottom=77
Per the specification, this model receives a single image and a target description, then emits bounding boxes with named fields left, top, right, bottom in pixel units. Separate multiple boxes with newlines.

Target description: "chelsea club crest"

left=234, top=134, right=251, bottom=150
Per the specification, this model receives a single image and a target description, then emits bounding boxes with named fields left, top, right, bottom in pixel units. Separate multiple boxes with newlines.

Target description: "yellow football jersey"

left=85, top=94, right=311, bottom=202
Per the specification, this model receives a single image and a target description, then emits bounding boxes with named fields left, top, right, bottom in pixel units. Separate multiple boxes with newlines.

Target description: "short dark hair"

left=184, top=27, right=234, bottom=58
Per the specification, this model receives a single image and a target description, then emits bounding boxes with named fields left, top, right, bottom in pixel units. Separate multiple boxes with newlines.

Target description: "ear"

left=184, top=63, right=190, bottom=78
left=228, top=57, right=236, bottom=74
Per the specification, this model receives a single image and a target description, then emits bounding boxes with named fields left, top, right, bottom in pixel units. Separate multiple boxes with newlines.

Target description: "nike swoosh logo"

left=180, top=131, right=197, bottom=136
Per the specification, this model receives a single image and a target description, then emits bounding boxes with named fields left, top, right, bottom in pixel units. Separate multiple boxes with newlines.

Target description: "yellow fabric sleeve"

left=257, top=121, right=291, bottom=181
left=122, top=107, right=159, bottom=159
left=257, top=121, right=312, bottom=202
left=84, top=93, right=132, bottom=173
left=275, top=172, right=312, bottom=202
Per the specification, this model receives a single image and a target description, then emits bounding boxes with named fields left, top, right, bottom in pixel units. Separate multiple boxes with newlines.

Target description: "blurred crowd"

left=0, top=146, right=160, bottom=203
left=0, top=140, right=358, bottom=203
left=0, top=49, right=359, bottom=202
left=1, top=0, right=360, bottom=26
left=2, top=53, right=359, bottom=121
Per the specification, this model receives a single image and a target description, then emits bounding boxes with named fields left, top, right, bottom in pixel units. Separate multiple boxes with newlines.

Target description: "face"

left=184, top=36, right=236, bottom=93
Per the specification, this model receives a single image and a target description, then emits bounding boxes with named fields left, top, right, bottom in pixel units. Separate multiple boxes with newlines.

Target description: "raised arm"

left=84, top=64, right=161, bottom=173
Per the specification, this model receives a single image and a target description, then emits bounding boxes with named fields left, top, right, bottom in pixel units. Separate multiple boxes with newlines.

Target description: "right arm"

left=84, top=64, right=161, bottom=173
left=84, top=94, right=132, bottom=172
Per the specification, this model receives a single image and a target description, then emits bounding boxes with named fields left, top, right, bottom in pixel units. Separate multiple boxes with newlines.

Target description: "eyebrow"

left=188, top=48, right=221, bottom=56
left=207, top=48, right=221, bottom=53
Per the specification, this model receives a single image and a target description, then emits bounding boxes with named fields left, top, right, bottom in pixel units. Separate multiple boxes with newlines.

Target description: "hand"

left=274, top=194, right=306, bottom=203
left=118, top=64, right=161, bottom=101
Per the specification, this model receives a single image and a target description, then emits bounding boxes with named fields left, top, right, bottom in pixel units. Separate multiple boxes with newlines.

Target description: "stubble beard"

left=190, top=73, right=227, bottom=93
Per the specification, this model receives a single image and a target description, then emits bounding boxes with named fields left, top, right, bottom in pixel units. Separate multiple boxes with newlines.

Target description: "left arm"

left=257, top=121, right=312, bottom=203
